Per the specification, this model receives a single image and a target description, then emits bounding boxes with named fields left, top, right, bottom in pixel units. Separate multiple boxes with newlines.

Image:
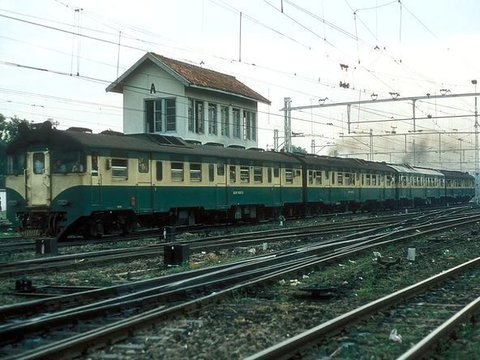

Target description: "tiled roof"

left=107, top=52, right=270, bottom=104
left=150, top=53, right=270, bottom=104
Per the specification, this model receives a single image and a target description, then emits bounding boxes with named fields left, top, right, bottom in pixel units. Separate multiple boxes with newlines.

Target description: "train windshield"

left=52, top=150, right=86, bottom=173
left=7, top=154, right=25, bottom=175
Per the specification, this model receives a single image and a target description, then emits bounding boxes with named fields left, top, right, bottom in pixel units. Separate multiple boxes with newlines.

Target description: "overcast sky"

left=1, top=0, right=480, bottom=167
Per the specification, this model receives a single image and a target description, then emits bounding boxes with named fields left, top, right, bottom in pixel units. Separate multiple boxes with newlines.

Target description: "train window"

left=372, top=175, right=377, bottom=186
left=190, top=163, right=202, bottom=182
left=386, top=175, right=392, bottom=186
left=229, top=166, right=236, bottom=183
left=217, top=163, right=225, bottom=176
left=347, top=173, right=355, bottom=185
left=366, top=174, right=371, bottom=186
left=209, top=164, right=215, bottom=182
left=294, top=169, right=301, bottom=177
left=361, top=174, right=365, bottom=186
left=285, top=169, right=293, bottom=184
left=308, top=170, right=314, bottom=185
left=7, top=154, right=25, bottom=175
left=112, top=158, right=128, bottom=179
left=254, top=167, right=263, bottom=183
left=240, top=166, right=250, bottom=183
left=315, top=171, right=322, bottom=185
left=274, top=167, right=280, bottom=178
left=92, top=154, right=98, bottom=176
left=52, top=151, right=85, bottom=173
left=138, top=156, right=149, bottom=173
left=331, top=172, right=335, bottom=185
left=268, top=168, right=272, bottom=183
left=337, top=173, right=343, bottom=185
left=171, top=162, right=184, bottom=182
left=33, top=153, right=45, bottom=174
left=156, top=161, right=163, bottom=181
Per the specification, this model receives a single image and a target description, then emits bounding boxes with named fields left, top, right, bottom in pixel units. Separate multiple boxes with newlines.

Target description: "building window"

left=208, top=103, right=218, bottom=135
left=244, top=111, right=256, bottom=141
left=188, top=98, right=205, bottom=134
left=221, top=106, right=229, bottom=137
left=232, top=108, right=241, bottom=138
left=146, top=98, right=176, bottom=133
left=165, top=99, right=176, bottom=131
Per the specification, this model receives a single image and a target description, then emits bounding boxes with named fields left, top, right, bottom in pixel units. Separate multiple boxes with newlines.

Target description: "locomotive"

left=5, top=121, right=475, bottom=239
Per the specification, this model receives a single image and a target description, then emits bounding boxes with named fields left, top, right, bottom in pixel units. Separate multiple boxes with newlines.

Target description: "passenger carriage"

left=5, top=122, right=304, bottom=238
left=296, top=154, right=397, bottom=212
left=387, top=164, right=444, bottom=206
left=439, top=169, right=476, bottom=203
left=5, top=122, right=475, bottom=239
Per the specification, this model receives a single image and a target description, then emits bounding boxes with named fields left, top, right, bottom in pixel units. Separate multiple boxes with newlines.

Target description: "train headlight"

left=57, top=199, right=70, bottom=207
left=7, top=200, right=18, bottom=207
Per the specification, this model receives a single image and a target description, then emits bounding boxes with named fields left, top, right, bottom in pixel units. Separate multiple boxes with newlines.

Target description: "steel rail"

left=397, top=296, right=480, bottom=360
left=3, top=215, right=480, bottom=359
left=244, top=257, right=480, bottom=360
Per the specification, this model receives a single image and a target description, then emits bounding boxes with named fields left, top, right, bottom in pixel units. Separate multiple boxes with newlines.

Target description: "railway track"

left=0, top=206, right=474, bottom=278
left=0, top=215, right=423, bottom=278
left=246, top=257, right=480, bottom=359
left=0, top=209, right=479, bottom=359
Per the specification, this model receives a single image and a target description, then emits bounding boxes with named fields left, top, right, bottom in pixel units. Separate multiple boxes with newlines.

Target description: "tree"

left=0, top=114, right=31, bottom=188
left=0, top=114, right=31, bottom=143
left=291, top=145, right=307, bottom=154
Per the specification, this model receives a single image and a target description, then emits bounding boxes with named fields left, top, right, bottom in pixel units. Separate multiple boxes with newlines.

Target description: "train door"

left=215, top=163, right=228, bottom=209
left=26, top=151, right=51, bottom=207
left=136, top=154, right=153, bottom=212
left=272, top=166, right=282, bottom=206
left=90, top=153, right=102, bottom=207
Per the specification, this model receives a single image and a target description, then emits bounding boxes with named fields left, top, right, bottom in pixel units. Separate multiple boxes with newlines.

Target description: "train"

left=4, top=121, right=476, bottom=239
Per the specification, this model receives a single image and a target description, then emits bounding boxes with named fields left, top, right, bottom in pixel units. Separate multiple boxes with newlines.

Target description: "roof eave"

left=189, top=84, right=271, bottom=105
left=106, top=52, right=190, bottom=93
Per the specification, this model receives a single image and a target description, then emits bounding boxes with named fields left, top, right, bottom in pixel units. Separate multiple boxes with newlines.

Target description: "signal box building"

left=106, top=52, right=270, bottom=148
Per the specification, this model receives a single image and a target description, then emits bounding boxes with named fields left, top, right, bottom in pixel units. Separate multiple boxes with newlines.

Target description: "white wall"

left=121, top=59, right=260, bottom=148
left=123, top=61, right=185, bottom=134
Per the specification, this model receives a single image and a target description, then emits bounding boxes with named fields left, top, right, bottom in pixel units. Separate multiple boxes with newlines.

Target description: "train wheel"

left=83, top=219, right=104, bottom=239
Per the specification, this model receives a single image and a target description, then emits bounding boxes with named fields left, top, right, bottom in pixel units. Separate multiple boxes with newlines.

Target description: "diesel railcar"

left=5, top=122, right=475, bottom=239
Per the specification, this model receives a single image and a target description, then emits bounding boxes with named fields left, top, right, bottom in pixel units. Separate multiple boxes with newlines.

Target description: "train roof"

left=387, top=164, right=444, bottom=176
left=6, top=124, right=301, bottom=165
left=438, top=169, right=474, bottom=179
left=295, top=153, right=394, bottom=172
